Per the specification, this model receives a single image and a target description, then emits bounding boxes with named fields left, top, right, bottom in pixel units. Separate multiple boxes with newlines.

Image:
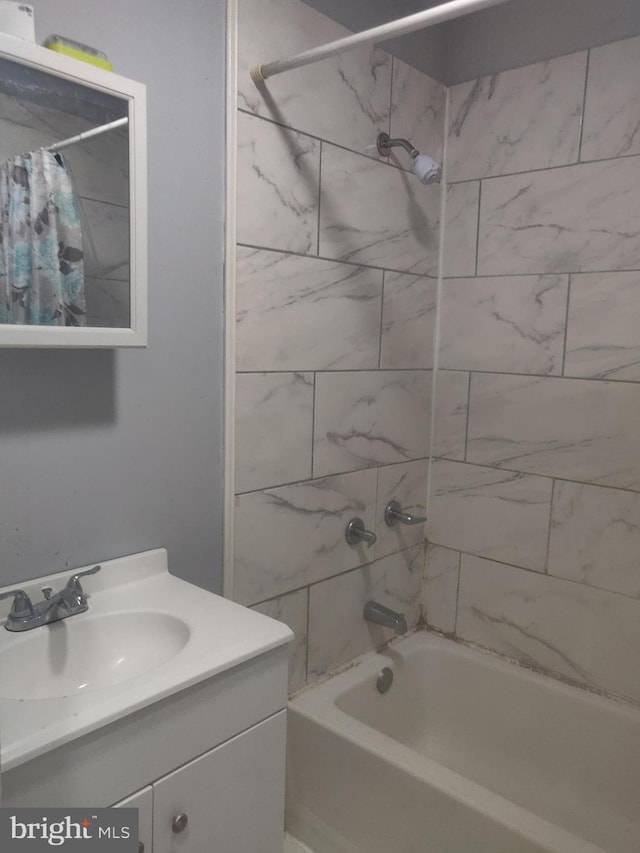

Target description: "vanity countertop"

left=0, top=549, right=291, bottom=771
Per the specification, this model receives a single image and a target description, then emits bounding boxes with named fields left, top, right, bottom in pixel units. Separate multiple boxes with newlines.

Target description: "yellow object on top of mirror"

left=43, top=35, right=113, bottom=71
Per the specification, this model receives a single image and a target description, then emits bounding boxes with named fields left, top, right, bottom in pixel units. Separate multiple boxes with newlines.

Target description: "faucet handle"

left=0, top=589, right=35, bottom=618
left=65, top=564, right=101, bottom=594
left=345, top=518, right=377, bottom=547
left=384, top=499, right=427, bottom=527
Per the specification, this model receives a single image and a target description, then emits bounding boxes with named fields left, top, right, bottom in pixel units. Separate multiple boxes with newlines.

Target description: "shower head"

left=376, top=132, right=441, bottom=185
left=412, top=153, right=441, bottom=185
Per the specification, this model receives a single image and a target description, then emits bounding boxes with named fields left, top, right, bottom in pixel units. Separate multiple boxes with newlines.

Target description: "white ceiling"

left=301, top=0, right=640, bottom=84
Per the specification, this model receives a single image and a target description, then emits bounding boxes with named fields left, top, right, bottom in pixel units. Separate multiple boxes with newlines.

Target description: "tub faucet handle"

left=384, top=499, right=427, bottom=527
left=345, top=518, right=377, bottom=547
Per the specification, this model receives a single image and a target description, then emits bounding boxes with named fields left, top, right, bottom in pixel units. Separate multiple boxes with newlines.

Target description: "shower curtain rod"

left=46, top=116, right=128, bottom=153
left=250, top=0, right=510, bottom=83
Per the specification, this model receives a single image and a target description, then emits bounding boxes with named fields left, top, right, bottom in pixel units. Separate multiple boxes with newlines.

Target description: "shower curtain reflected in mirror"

left=0, top=149, right=86, bottom=326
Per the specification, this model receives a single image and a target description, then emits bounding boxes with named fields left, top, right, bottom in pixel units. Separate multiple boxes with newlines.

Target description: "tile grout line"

left=236, top=365, right=640, bottom=384
left=434, top=366, right=640, bottom=386
left=577, top=49, right=592, bottom=162
left=426, top=546, right=533, bottom=577
left=453, top=550, right=462, bottom=635
left=442, top=267, right=640, bottom=279
left=425, top=86, right=449, bottom=524
left=248, top=541, right=425, bottom=610
left=378, top=270, right=386, bottom=370
left=446, top=142, right=640, bottom=185
left=561, top=274, right=572, bottom=376
left=310, top=372, right=317, bottom=480
left=237, top=368, right=443, bottom=376
left=253, top=533, right=640, bottom=620
left=238, top=110, right=640, bottom=208
left=304, top=586, right=311, bottom=686
left=543, top=479, right=556, bottom=574
left=238, top=106, right=416, bottom=175
left=373, top=465, right=381, bottom=562
left=474, top=180, right=483, bottom=276
left=237, top=241, right=440, bottom=279
left=316, top=140, right=323, bottom=256
left=388, top=56, right=394, bottom=138
left=237, top=106, right=640, bottom=182
left=237, top=240, right=640, bottom=282
left=428, top=453, right=640, bottom=497
left=235, top=455, right=432, bottom=498
left=423, top=88, right=450, bottom=627
left=428, top=544, right=640, bottom=604
left=463, top=372, right=472, bottom=461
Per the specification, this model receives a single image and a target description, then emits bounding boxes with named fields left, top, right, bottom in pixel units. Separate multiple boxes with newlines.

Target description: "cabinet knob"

left=138, top=843, right=145, bottom=853
left=172, top=813, right=188, bottom=834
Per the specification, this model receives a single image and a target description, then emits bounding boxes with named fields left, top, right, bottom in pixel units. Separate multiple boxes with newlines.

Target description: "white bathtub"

left=286, top=632, right=640, bottom=853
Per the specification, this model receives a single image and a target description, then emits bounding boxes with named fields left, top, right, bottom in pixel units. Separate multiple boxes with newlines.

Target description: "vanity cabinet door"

left=113, top=785, right=153, bottom=853
left=153, top=711, right=286, bottom=853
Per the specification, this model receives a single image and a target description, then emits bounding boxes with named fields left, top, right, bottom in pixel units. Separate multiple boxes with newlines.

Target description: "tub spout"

left=364, top=601, right=407, bottom=636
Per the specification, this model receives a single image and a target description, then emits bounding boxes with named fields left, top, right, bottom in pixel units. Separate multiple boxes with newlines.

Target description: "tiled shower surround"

left=235, top=0, right=640, bottom=704
left=235, top=0, right=444, bottom=689
left=428, top=35, right=640, bottom=704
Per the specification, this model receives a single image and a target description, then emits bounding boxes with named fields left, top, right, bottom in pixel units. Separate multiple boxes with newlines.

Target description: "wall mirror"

left=0, top=33, right=146, bottom=347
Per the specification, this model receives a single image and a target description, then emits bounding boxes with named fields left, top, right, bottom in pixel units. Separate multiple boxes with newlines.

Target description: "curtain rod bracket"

left=250, top=64, right=266, bottom=84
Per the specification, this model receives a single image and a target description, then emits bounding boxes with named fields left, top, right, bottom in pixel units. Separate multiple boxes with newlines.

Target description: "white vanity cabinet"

left=113, top=712, right=286, bottom=853
left=114, top=787, right=153, bottom=853
left=0, top=550, right=292, bottom=853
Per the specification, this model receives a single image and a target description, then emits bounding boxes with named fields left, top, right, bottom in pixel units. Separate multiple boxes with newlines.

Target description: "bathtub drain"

left=376, top=667, right=394, bottom=694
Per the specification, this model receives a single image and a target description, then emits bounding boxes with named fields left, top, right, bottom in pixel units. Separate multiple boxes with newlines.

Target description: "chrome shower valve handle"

left=384, top=499, right=427, bottom=527
left=345, top=518, right=377, bottom=547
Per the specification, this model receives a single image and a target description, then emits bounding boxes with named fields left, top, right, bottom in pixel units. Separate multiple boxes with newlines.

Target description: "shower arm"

left=376, top=133, right=419, bottom=160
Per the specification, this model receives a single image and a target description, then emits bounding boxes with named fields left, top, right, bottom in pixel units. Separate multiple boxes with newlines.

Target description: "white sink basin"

left=0, top=611, right=191, bottom=700
left=0, top=549, right=292, bottom=774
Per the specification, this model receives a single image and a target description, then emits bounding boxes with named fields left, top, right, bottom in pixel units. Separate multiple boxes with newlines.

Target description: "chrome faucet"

left=0, top=565, right=101, bottom=632
left=384, top=499, right=427, bottom=527
left=363, top=600, right=408, bottom=636
left=345, top=518, right=377, bottom=546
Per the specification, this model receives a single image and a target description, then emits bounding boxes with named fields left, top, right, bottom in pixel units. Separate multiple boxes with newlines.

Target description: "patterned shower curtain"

left=0, top=149, right=86, bottom=326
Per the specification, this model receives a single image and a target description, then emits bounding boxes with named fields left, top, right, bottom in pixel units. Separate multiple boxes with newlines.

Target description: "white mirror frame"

left=0, top=33, right=147, bottom=347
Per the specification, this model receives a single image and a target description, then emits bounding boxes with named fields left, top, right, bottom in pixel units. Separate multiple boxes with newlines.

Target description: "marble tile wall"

left=426, top=35, right=640, bottom=704
left=308, top=546, right=423, bottom=678
left=237, top=0, right=391, bottom=154
left=235, top=0, right=445, bottom=691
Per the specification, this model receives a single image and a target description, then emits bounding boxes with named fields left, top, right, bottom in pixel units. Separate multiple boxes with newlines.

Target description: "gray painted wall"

left=0, top=0, right=226, bottom=590
left=302, top=0, right=640, bottom=83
